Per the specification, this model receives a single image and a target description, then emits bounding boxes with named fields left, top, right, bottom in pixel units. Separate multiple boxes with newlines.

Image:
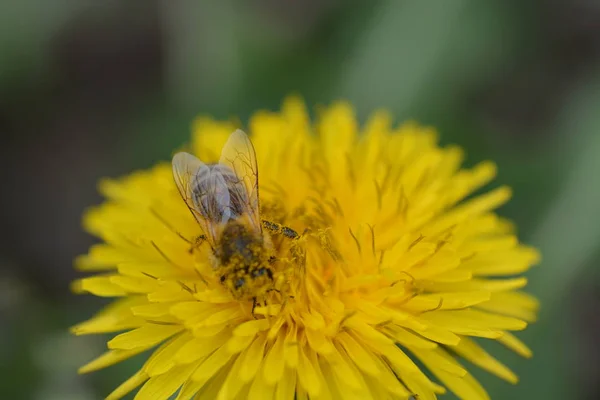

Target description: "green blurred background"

left=1, top=1, right=599, bottom=399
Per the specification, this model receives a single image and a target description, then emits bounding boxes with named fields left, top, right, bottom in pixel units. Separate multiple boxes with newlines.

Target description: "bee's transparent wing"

left=172, top=152, right=233, bottom=245
left=218, top=129, right=261, bottom=233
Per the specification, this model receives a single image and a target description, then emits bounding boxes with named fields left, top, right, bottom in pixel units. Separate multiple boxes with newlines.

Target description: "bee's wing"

left=172, top=152, right=233, bottom=245
left=218, top=129, right=262, bottom=233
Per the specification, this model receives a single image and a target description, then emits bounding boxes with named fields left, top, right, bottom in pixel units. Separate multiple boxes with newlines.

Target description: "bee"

left=172, top=129, right=299, bottom=313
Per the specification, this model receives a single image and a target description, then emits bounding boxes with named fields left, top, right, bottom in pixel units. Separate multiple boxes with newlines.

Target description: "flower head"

left=73, top=97, right=540, bottom=400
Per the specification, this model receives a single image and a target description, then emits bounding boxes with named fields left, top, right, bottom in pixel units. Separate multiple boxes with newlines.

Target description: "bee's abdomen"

left=218, top=222, right=263, bottom=266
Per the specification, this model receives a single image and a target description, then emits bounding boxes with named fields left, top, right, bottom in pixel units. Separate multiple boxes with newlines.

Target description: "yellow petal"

left=453, top=337, right=518, bottom=383
left=423, top=309, right=527, bottom=333
left=147, top=283, right=195, bottom=302
left=415, top=324, right=461, bottom=345
left=371, top=356, right=413, bottom=397
left=79, top=348, right=148, bottom=374
left=176, top=379, right=205, bottom=400
left=71, top=313, right=143, bottom=336
left=284, top=326, right=299, bottom=368
left=476, top=291, right=540, bottom=322
left=305, top=328, right=335, bottom=355
left=72, top=276, right=126, bottom=297
left=413, top=347, right=490, bottom=400
left=336, top=332, right=380, bottom=376
left=131, top=302, right=174, bottom=318
left=319, top=357, right=369, bottom=400
left=460, top=235, right=517, bottom=253
left=117, top=261, right=184, bottom=280
left=319, top=102, right=357, bottom=162
left=275, top=366, right=297, bottom=400
left=135, top=362, right=199, bottom=400
left=344, top=318, right=394, bottom=347
left=401, top=374, right=441, bottom=400
left=175, top=333, right=229, bottom=364
left=170, top=300, right=215, bottom=322
left=383, top=326, right=438, bottom=349
left=194, top=360, right=237, bottom=399
left=422, top=277, right=528, bottom=293
left=191, top=118, right=235, bottom=162
left=426, top=186, right=512, bottom=235
left=108, top=324, right=183, bottom=350
left=497, top=331, right=532, bottom=358
left=282, top=95, right=310, bottom=130
left=404, top=291, right=491, bottom=312
left=248, top=368, right=276, bottom=400
left=363, top=370, right=403, bottom=399
left=444, top=161, right=498, bottom=207
left=326, top=342, right=367, bottom=391
left=74, top=244, right=122, bottom=271
left=411, top=347, right=466, bottom=377
left=232, top=319, right=269, bottom=336
left=198, top=306, right=244, bottom=327
left=193, top=322, right=231, bottom=338
left=429, top=270, right=473, bottom=283
left=226, top=332, right=256, bottom=355
left=262, top=332, right=286, bottom=385
left=216, top=354, right=247, bottom=400
left=144, top=333, right=190, bottom=376
left=191, top=345, right=236, bottom=382
left=238, top=334, right=267, bottom=382
left=296, top=345, right=323, bottom=397
left=106, top=370, right=148, bottom=400
left=462, top=247, right=540, bottom=276
left=111, top=274, right=159, bottom=293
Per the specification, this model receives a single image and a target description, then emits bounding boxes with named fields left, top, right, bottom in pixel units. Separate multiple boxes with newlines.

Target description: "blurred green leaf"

left=483, top=72, right=600, bottom=400
left=0, top=0, right=91, bottom=86
left=161, top=1, right=243, bottom=115
left=336, top=0, right=523, bottom=123
left=529, top=77, right=600, bottom=304
left=338, top=0, right=468, bottom=118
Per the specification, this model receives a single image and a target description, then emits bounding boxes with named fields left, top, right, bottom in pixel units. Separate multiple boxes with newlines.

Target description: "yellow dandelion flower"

left=73, top=97, right=540, bottom=400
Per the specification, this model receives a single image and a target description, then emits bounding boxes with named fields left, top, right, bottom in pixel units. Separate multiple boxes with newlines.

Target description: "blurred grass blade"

left=161, top=0, right=241, bottom=112
left=338, top=0, right=467, bottom=114
left=488, top=73, right=600, bottom=400
left=529, top=73, right=600, bottom=307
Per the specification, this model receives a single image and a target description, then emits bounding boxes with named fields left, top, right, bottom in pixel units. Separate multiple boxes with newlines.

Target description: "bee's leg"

left=262, top=220, right=299, bottom=240
left=188, top=234, right=207, bottom=253
left=268, top=256, right=277, bottom=264
left=266, top=287, right=294, bottom=300
left=251, top=297, right=258, bottom=319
